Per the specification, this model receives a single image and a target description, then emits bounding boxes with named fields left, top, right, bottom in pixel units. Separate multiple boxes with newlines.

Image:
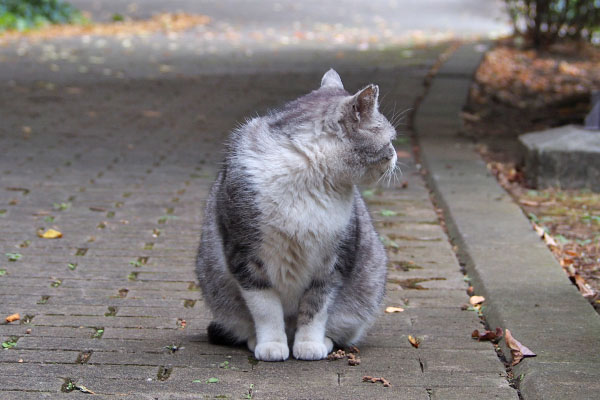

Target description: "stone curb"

left=415, top=42, right=600, bottom=399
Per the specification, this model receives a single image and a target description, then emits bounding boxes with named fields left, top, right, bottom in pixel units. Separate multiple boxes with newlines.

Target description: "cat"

left=196, top=69, right=397, bottom=361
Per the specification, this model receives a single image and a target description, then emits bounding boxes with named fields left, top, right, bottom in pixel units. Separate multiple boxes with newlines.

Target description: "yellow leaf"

left=38, top=229, right=63, bottom=239
left=5, top=313, right=20, bottom=323
left=408, top=335, right=421, bottom=348
left=385, top=306, right=405, bottom=313
left=469, top=295, right=485, bottom=305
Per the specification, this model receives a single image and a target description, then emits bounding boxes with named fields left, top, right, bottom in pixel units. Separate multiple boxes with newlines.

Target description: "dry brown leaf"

left=5, top=313, right=20, bottom=323
left=461, top=111, right=481, bottom=122
left=573, top=274, right=597, bottom=299
left=543, top=233, right=558, bottom=247
left=327, top=349, right=346, bottom=360
left=408, top=335, right=421, bottom=348
left=0, top=13, right=210, bottom=44
left=469, top=295, right=485, bottom=305
left=385, top=306, right=405, bottom=313
left=505, top=329, right=536, bottom=366
left=141, top=110, right=162, bottom=118
left=66, top=87, right=83, bottom=95
left=533, top=223, right=558, bottom=247
left=519, top=199, right=540, bottom=206
left=37, top=228, right=63, bottom=239
left=347, top=353, right=361, bottom=366
left=362, top=376, right=391, bottom=387
left=471, top=327, right=503, bottom=342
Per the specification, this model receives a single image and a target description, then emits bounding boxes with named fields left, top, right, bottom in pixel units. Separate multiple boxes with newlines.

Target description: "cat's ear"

left=349, top=84, right=379, bottom=121
left=321, top=68, right=344, bottom=89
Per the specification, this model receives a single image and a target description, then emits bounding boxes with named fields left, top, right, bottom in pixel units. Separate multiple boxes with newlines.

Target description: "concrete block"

left=519, top=125, right=600, bottom=190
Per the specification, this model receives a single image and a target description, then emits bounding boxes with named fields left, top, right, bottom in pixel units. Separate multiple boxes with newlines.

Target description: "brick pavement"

left=0, top=48, right=517, bottom=398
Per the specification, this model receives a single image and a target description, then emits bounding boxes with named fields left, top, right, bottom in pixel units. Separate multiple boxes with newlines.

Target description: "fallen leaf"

left=66, top=87, right=82, bottom=95
left=362, top=376, right=391, bottom=387
left=533, top=223, right=558, bottom=247
left=6, top=253, right=22, bottom=262
left=533, top=223, right=545, bottom=238
left=75, top=384, right=95, bottom=394
left=5, top=313, right=20, bottom=323
left=327, top=349, right=346, bottom=360
left=543, top=233, right=558, bottom=247
left=573, top=274, right=597, bottom=299
left=207, top=377, right=219, bottom=383
left=505, top=329, right=536, bottom=366
left=141, top=110, right=162, bottom=118
left=471, top=327, right=503, bottom=342
left=385, top=306, right=405, bottom=313
left=461, top=111, right=481, bottom=122
left=380, top=209, right=398, bottom=217
left=37, top=228, right=63, bottom=239
left=469, top=295, right=485, bottom=305
left=347, top=353, right=361, bottom=366
left=519, top=199, right=540, bottom=206
left=408, top=335, right=421, bottom=348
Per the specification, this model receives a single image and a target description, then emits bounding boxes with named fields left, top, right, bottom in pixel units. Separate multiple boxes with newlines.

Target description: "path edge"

left=414, top=41, right=600, bottom=399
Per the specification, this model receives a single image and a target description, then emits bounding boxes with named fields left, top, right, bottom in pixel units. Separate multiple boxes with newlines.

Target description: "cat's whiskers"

left=390, top=108, right=412, bottom=130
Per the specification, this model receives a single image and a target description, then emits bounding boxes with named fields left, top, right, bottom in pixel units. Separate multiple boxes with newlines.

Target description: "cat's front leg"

left=293, top=280, right=334, bottom=360
left=241, top=288, right=289, bottom=361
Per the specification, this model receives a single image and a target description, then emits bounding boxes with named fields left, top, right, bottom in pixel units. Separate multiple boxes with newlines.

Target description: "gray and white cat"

left=196, top=69, right=397, bottom=362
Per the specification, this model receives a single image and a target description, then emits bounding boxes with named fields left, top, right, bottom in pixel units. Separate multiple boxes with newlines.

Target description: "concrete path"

left=416, top=43, right=600, bottom=399
left=0, top=45, right=517, bottom=399
left=0, top=3, right=519, bottom=399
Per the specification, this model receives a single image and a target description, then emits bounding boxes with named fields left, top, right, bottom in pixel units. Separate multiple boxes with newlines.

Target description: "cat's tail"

left=207, top=321, right=245, bottom=346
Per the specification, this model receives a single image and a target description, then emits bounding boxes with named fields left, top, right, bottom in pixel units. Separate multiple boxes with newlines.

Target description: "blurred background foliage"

left=0, top=0, right=85, bottom=32
left=506, top=0, right=600, bottom=47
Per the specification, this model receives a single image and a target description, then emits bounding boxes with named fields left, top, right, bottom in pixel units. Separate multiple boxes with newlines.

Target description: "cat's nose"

left=382, top=144, right=395, bottom=161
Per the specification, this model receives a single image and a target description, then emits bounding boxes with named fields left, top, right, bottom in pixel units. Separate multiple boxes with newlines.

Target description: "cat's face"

left=320, top=69, right=398, bottom=185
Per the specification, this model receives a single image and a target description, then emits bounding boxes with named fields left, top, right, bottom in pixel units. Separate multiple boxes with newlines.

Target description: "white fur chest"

left=258, top=193, right=352, bottom=292
left=238, top=125, right=353, bottom=295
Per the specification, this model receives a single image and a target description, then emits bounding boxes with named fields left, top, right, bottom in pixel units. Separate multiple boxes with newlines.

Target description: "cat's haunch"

left=196, top=69, right=396, bottom=361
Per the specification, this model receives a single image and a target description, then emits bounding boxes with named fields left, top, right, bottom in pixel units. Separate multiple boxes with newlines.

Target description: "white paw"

left=293, top=340, right=329, bottom=360
left=254, top=341, right=289, bottom=362
left=324, top=336, right=334, bottom=353
left=247, top=336, right=256, bottom=352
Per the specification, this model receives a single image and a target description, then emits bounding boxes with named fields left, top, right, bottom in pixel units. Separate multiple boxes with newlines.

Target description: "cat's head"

left=320, top=69, right=398, bottom=185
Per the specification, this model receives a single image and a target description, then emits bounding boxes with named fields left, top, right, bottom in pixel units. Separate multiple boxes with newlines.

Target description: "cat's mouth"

left=376, top=149, right=398, bottom=185
left=363, top=143, right=398, bottom=185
